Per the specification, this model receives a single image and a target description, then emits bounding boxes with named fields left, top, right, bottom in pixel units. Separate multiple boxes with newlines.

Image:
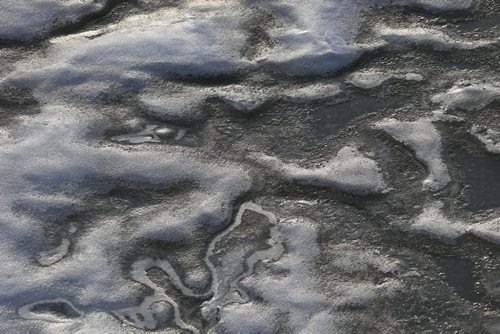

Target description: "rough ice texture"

left=374, top=117, right=450, bottom=191
left=4, top=3, right=249, bottom=101
left=214, top=217, right=402, bottom=333
left=469, top=219, right=500, bottom=245
left=471, top=126, right=500, bottom=154
left=408, top=203, right=500, bottom=246
left=3, top=0, right=478, bottom=94
left=347, top=69, right=424, bottom=89
left=0, top=104, right=250, bottom=321
left=378, top=25, right=497, bottom=51
left=0, top=0, right=107, bottom=41
left=411, top=202, right=466, bottom=241
left=139, top=82, right=342, bottom=120
left=432, top=82, right=500, bottom=111
left=252, top=146, right=387, bottom=195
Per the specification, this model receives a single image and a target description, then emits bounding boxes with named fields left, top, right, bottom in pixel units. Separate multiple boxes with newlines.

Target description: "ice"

left=470, top=126, right=500, bottom=154
left=111, top=125, right=161, bottom=144
left=347, top=69, right=424, bottom=89
left=215, top=216, right=403, bottom=333
left=37, top=239, right=70, bottom=266
left=374, top=117, right=450, bottom=191
left=0, top=104, right=250, bottom=321
left=378, top=25, right=497, bottom=51
left=251, top=146, right=388, bottom=195
left=4, top=4, right=250, bottom=101
left=139, top=82, right=343, bottom=120
left=411, top=202, right=466, bottom=242
left=0, top=1, right=107, bottom=41
left=469, top=219, right=500, bottom=245
left=432, top=82, right=500, bottom=111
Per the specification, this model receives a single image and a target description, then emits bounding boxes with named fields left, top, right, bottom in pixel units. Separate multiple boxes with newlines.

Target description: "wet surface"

left=453, top=149, right=500, bottom=210
left=2, top=0, right=500, bottom=333
left=438, top=257, right=481, bottom=303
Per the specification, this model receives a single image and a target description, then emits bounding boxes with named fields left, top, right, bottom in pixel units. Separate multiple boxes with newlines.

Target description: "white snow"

left=0, top=0, right=107, bottom=41
left=411, top=202, right=467, bottom=241
left=432, top=82, right=500, bottom=111
left=374, top=117, right=450, bottom=191
left=4, top=4, right=250, bottom=101
left=0, top=104, right=250, bottom=317
left=378, top=25, right=497, bottom=51
left=347, top=69, right=424, bottom=89
left=251, top=146, right=388, bottom=195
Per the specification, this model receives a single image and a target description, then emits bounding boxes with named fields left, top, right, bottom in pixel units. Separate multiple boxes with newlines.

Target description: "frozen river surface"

left=1, top=0, right=500, bottom=332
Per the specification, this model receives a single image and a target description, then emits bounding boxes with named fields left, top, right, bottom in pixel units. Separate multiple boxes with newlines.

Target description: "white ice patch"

left=347, top=69, right=424, bottom=89
left=403, top=203, right=500, bottom=245
left=0, top=0, right=106, bottom=41
left=432, top=82, right=500, bottom=111
left=471, top=125, right=500, bottom=154
left=251, top=146, right=388, bottom=195
left=469, top=218, right=500, bottom=245
left=374, top=117, right=450, bottom=191
left=411, top=202, right=467, bottom=242
left=378, top=25, right=497, bottom=51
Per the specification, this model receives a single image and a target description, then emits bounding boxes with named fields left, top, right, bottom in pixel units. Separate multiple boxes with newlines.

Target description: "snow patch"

left=374, top=117, right=450, bottom=191
left=251, top=146, right=388, bottom=195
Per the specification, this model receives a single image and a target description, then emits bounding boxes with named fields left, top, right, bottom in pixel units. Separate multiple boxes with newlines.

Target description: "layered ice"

left=252, top=146, right=388, bottom=195
left=374, top=117, right=450, bottom=191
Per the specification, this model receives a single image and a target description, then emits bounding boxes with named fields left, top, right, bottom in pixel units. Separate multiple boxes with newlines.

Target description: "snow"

left=0, top=104, right=250, bottom=317
left=471, top=126, right=500, bottom=154
left=469, top=219, right=500, bottom=245
left=251, top=146, right=388, bottom=195
left=374, top=117, right=450, bottom=191
left=4, top=4, right=250, bottom=101
left=214, top=216, right=403, bottom=333
left=411, top=202, right=467, bottom=241
left=347, top=69, right=424, bottom=89
left=432, top=82, right=500, bottom=111
left=0, top=0, right=107, bottom=41
left=378, top=25, right=497, bottom=51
